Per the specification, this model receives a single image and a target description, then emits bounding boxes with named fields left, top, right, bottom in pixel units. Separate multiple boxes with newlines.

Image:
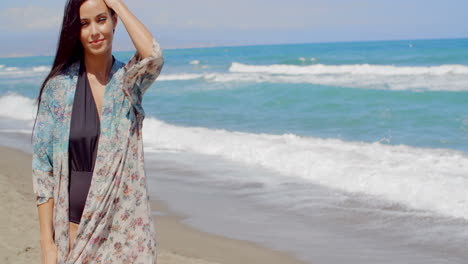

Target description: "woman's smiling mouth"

left=90, top=39, right=104, bottom=45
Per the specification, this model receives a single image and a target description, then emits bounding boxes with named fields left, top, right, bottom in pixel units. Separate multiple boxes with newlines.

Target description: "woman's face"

left=79, top=0, right=117, bottom=56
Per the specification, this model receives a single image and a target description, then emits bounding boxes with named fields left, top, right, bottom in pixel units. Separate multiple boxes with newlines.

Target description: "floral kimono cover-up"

left=32, top=38, right=164, bottom=264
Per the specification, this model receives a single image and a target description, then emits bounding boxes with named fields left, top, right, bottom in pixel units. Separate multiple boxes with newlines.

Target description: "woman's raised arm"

left=105, top=0, right=154, bottom=59
left=106, top=0, right=164, bottom=114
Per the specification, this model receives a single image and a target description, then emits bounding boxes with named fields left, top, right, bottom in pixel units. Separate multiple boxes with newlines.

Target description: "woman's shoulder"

left=42, top=63, right=78, bottom=100
left=47, top=61, right=76, bottom=79
left=45, top=61, right=80, bottom=85
left=43, top=75, right=68, bottom=98
left=108, top=58, right=128, bottom=80
left=113, top=58, right=127, bottom=73
left=44, top=75, right=65, bottom=92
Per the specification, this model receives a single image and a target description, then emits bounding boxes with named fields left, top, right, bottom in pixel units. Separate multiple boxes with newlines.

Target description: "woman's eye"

left=99, top=18, right=107, bottom=22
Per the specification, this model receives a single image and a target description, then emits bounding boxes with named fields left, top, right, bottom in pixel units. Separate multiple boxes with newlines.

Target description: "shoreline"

left=0, top=145, right=308, bottom=264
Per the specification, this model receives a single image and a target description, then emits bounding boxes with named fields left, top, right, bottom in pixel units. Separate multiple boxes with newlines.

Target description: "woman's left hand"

left=103, top=0, right=122, bottom=9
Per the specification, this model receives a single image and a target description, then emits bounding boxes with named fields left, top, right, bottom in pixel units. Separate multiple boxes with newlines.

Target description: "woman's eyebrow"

left=80, top=12, right=108, bottom=20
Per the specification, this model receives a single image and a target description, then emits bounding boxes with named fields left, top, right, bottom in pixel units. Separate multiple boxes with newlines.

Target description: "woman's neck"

left=83, top=51, right=113, bottom=84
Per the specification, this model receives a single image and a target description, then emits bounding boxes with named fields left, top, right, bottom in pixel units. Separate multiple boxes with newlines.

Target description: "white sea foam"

left=206, top=71, right=468, bottom=91
left=142, top=117, right=468, bottom=221
left=189, top=60, right=200, bottom=65
left=5, top=67, right=19, bottom=72
left=0, top=129, right=33, bottom=134
left=0, top=65, right=50, bottom=77
left=229, top=62, right=468, bottom=75
left=3, top=93, right=468, bottom=220
left=33, top=66, right=51, bottom=72
left=158, top=73, right=203, bottom=81
left=223, top=62, right=468, bottom=91
left=0, top=93, right=37, bottom=120
left=152, top=62, right=468, bottom=91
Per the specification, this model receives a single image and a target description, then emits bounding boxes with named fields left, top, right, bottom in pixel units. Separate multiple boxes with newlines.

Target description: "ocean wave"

left=2, top=93, right=467, bottom=220
left=0, top=65, right=50, bottom=77
left=229, top=62, right=468, bottom=75
left=158, top=73, right=203, bottom=81
left=0, top=93, right=37, bottom=120
left=206, top=71, right=468, bottom=91
left=155, top=63, right=468, bottom=91
left=225, top=62, right=468, bottom=91
left=0, top=128, right=33, bottom=134
left=142, top=117, right=468, bottom=221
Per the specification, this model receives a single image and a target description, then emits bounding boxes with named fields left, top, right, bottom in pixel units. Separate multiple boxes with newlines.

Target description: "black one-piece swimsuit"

left=68, top=58, right=113, bottom=224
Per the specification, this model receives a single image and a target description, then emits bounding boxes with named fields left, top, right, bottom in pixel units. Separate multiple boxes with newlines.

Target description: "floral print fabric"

left=32, top=38, right=164, bottom=264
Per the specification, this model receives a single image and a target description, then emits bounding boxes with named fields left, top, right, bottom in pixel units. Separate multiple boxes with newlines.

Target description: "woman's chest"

left=50, top=74, right=137, bottom=151
left=87, top=76, right=106, bottom=122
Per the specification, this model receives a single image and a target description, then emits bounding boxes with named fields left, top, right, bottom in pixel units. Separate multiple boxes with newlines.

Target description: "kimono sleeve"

left=123, top=37, right=164, bottom=113
left=32, top=80, right=56, bottom=205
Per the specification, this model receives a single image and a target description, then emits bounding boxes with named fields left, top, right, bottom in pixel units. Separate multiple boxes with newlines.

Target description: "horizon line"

left=1, top=35, right=467, bottom=59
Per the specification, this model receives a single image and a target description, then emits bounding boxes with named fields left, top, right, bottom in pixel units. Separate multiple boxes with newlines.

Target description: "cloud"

left=0, top=6, right=62, bottom=31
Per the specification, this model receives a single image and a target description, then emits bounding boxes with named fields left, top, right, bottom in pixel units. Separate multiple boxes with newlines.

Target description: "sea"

left=1, top=38, right=467, bottom=263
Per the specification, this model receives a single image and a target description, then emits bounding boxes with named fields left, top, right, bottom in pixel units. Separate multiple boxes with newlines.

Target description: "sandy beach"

left=0, top=145, right=307, bottom=264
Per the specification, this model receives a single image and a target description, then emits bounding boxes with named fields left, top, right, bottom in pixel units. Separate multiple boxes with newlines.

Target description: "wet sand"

left=0, top=145, right=308, bottom=264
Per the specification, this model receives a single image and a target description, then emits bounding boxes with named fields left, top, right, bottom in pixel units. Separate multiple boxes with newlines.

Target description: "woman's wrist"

left=112, top=1, right=127, bottom=16
left=105, top=0, right=124, bottom=12
left=40, top=240, right=55, bottom=250
left=40, top=235, right=54, bottom=245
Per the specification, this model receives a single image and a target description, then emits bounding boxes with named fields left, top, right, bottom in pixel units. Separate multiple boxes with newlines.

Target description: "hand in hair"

left=103, top=0, right=122, bottom=9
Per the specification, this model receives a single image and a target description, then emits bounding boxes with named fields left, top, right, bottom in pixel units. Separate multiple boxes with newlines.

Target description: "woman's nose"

left=90, top=22, right=100, bottom=35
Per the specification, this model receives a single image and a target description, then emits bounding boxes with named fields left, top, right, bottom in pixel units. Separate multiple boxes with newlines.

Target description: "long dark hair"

left=31, top=0, right=115, bottom=142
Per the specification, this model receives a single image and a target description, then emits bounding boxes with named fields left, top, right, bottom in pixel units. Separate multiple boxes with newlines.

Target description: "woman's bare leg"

left=68, top=222, right=79, bottom=253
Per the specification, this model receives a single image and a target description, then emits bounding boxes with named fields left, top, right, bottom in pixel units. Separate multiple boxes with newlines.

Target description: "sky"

left=0, top=0, right=467, bottom=57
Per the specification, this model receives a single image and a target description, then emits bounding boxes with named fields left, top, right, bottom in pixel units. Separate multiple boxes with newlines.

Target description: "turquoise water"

left=1, top=38, right=467, bottom=154
left=150, top=81, right=467, bottom=152
left=152, top=38, right=468, bottom=153
left=1, top=37, right=468, bottom=217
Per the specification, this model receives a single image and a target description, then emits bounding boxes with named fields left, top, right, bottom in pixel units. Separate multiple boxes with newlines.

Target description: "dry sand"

left=0, top=146, right=308, bottom=264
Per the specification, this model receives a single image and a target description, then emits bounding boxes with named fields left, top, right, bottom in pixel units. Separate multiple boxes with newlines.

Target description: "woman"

left=31, top=0, right=164, bottom=263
